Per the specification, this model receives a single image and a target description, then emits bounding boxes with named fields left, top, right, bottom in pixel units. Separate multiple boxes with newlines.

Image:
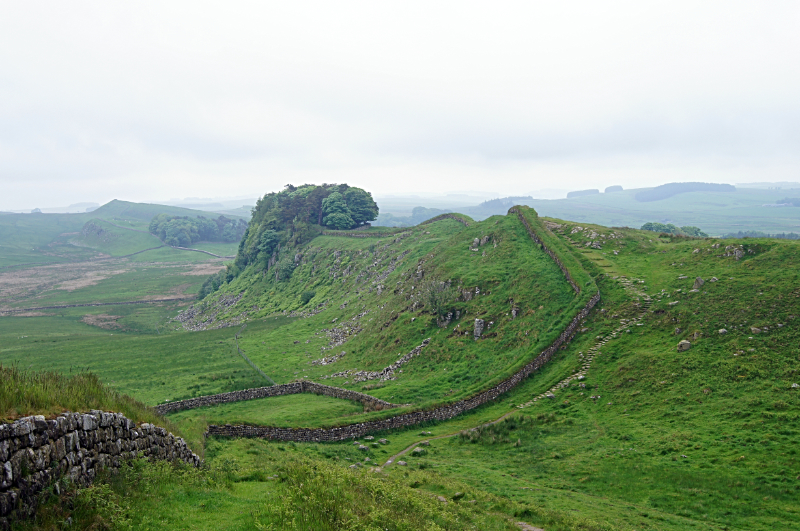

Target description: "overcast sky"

left=2, top=1, right=799, bottom=210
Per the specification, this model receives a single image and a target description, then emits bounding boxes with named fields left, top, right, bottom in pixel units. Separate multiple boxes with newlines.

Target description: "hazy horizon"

left=2, top=2, right=799, bottom=211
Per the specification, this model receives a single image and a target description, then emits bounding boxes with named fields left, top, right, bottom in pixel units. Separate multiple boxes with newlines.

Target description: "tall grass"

left=0, top=364, right=177, bottom=435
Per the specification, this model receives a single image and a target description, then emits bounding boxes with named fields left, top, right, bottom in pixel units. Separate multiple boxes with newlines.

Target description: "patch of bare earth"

left=181, top=263, right=226, bottom=276
left=81, top=314, right=124, bottom=329
left=515, top=523, right=544, bottom=531
left=55, top=269, right=128, bottom=291
left=0, top=262, right=122, bottom=308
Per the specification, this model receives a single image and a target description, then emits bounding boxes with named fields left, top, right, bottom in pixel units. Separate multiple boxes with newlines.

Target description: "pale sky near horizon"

left=1, top=2, right=799, bottom=210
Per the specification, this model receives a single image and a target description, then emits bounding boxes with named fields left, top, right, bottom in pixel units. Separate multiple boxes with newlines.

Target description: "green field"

left=0, top=199, right=242, bottom=268
left=3, top=201, right=800, bottom=530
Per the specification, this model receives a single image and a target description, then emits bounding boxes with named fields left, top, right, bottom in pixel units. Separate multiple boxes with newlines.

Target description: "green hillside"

left=522, top=186, right=800, bottom=235
left=0, top=199, right=243, bottom=268
left=2, top=192, right=799, bottom=530
left=380, top=186, right=800, bottom=236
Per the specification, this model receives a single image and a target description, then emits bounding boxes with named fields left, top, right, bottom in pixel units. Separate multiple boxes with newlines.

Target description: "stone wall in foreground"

left=154, top=381, right=400, bottom=416
left=0, top=411, right=200, bottom=528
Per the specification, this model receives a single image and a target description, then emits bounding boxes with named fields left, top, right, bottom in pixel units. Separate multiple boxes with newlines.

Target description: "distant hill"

left=0, top=199, right=246, bottom=267
left=634, top=182, right=735, bottom=202
left=567, top=189, right=600, bottom=198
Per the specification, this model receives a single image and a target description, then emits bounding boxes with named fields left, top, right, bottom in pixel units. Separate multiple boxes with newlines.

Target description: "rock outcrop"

left=474, top=319, right=485, bottom=340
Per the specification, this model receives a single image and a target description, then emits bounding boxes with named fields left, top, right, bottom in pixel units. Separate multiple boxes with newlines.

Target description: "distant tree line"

left=635, top=182, right=735, bottom=202
left=722, top=230, right=800, bottom=240
left=776, top=198, right=800, bottom=206
left=148, top=214, right=247, bottom=247
left=374, top=207, right=451, bottom=227
left=640, top=223, right=708, bottom=237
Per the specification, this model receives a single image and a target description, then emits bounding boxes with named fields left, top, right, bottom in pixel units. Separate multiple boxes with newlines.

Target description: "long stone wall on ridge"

left=155, top=381, right=401, bottom=415
left=320, top=230, right=411, bottom=238
left=207, top=292, right=599, bottom=442
left=0, top=411, right=200, bottom=528
left=207, top=210, right=599, bottom=442
left=509, top=206, right=581, bottom=294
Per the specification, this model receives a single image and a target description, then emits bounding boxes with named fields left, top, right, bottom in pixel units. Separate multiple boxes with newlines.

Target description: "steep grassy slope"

left=368, top=222, right=800, bottom=530
left=172, top=210, right=584, bottom=425
left=167, top=210, right=800, bottom=530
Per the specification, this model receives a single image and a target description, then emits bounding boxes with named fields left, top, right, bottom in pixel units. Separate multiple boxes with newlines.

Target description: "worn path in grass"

left=383, top=276, right=652, bottom=467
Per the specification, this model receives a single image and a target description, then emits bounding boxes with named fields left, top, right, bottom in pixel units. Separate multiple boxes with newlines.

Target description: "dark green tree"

left=258, top=230, right=280, bottom=256
left=343, top=187, right=379, bottom=225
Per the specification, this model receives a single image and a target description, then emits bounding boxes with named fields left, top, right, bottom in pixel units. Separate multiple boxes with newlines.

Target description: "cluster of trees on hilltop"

left=232, top=183, right=378, bottom=276
left=635, top=182, right=735, bottom=202
left=641, top=223, right=708, bottom=237
left=149, top=214, right=247, bottom=246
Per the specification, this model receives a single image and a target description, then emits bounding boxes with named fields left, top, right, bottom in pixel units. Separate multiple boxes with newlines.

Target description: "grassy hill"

left=0, top=199, right=242, bottom=268
left=379, top=186, right=800, bottom=236
left=2, top=200, right=799, bottom=530
left=522, top=186, right=800, bottom=235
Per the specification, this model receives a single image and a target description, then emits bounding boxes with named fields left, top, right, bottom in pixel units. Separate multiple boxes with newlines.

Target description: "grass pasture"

left=0, top=199, right=243, bottom=268
left=4, top=206, right=800, bottom=530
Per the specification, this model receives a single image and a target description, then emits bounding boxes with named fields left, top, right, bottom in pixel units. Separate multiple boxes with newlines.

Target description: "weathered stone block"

left=474, top=319, right=485, bottom=340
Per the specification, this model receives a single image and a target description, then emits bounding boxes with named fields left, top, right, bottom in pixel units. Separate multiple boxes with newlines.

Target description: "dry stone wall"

left=155, top=381, right=400, bottom=415
left=509, top=206, right=581, bottom=294
left=321, top=230, right=410, bottom=238
left=207, top=292, right=599, bottom=442
left=0, top=411, right=200, bottom=528
left=206, top=207, right=599, bottom=442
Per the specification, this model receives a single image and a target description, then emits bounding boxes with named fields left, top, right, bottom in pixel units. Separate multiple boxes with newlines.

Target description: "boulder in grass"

left=474, top=318, right=485, bottom=340
left=677, top=340, right=692, bottom=352
left=719, top=329, right=727, bottom=334
left=693, top=277, right=705, bottom=289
